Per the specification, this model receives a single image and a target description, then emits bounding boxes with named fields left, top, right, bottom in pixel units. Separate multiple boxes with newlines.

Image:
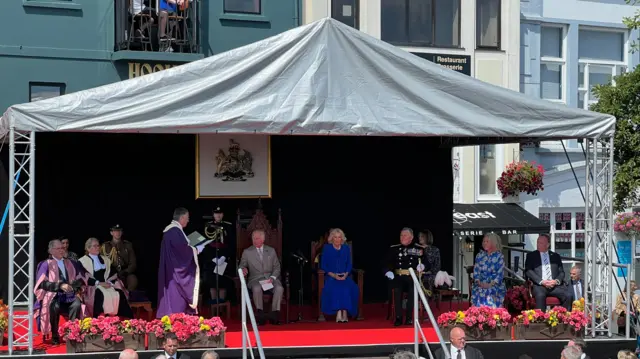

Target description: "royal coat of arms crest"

left=215, top=139, right=254, bottom=181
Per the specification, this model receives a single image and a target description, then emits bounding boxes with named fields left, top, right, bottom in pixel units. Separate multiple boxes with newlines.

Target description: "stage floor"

left=0, top=302, right=636, bottom=359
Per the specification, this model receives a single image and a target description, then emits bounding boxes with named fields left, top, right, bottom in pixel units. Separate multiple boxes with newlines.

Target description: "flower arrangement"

left=505, top=285, right=535, bottom=315
left=516, top=306, right=589, bottom=332
left=614, top=212, right=640, bottom=237
left=572, top=297, right=585, bottom=312
left=58, top=316, right=146, bottom=343
left=0, top=299, right=8, bottom=332
left=496, top=160, right=545, bottom=198
left=437, top=306, right=512, bottom=331
left=145, top=313, right=226, bottom=341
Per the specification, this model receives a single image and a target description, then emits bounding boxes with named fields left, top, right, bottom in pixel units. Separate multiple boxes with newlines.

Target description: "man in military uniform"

left=201, top=207, right=235, bottom=305
left=385, top=227, right=425, bottom=326
left=101, top=224, right=138, bottom=291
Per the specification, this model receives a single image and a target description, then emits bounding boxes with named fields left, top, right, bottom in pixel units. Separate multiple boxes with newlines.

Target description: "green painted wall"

left=0, top=0, right=300, bottom=111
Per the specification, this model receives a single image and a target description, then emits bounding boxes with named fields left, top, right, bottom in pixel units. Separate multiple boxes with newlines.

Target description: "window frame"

left=380, top=0, right=462, bottom=48
left=538, top=209, right=586, bottom=271
left=474, top=144, right=505, bottom=202
left=539, top=24, right=567, bottom=104
left=29, top=82, right=65, bottom=103
left=223, top=0, right=261, bottom=15
left=476, top=0, right=502, bottom=50
left=577, top=27, right=629, bottom=111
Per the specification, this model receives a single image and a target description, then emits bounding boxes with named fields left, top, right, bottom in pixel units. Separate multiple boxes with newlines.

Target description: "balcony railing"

left=115, top=0, right=200, bottom=54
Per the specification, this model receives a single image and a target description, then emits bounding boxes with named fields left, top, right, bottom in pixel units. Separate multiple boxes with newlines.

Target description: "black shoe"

left=256, top=309, right=266, bottom=326
left=269, top=311, right=281, bottom=325
left=51, top=337, right=60, bottom=345
left=394, top=316, right=402, bottom=326
left=405, top=317, right=413, bottom=326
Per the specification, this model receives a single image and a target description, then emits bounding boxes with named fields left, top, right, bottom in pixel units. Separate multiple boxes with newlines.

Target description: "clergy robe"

left=79, top=254, right=132, bottom=317
left=157, top=220, right=200, bottom=318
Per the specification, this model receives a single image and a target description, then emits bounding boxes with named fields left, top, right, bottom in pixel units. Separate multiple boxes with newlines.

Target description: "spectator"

left=391, top=351, right=417, bottom=359
left=201, top=350, right=220, bottom=359
left=561, top=346, right=582, bottom=359
left=567, top=337, right=590, bottom=359
left=118, top=349, right=138, bottom=359
left=162, top=332, right=191, bottom=359
left=434, top=327, right=484, bottom=359
left=618, top=350, right=636, bottom=359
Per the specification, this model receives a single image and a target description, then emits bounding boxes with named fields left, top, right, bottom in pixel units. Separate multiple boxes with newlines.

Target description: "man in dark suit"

left=567, top=265, right=585, bottom=302
left=161, top=332, right=191, bottom=359
left=525, top=234, right=571, bottom=310
left=434, top=327, right=484, bottom=359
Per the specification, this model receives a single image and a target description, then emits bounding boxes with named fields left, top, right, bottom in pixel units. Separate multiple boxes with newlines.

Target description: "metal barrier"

left=238, top=268, right=266, bottom=359
left=409, top=268, right=450, bottom=359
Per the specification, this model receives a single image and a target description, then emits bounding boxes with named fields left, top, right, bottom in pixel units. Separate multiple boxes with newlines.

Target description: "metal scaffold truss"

left=8, top=129, right=36, bottom=354
left=584, top=137, right=614, bottom=337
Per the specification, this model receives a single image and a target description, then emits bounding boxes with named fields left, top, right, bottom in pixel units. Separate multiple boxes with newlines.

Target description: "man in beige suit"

left=239, top=229, right=284, bottom=325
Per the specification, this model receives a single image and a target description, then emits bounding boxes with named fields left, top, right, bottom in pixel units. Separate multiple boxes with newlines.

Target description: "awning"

left=452, top=203, right=549, bottom=236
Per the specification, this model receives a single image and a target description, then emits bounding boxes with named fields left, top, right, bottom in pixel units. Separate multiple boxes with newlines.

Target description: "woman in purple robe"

left=156, top=207, right=205, bottom=318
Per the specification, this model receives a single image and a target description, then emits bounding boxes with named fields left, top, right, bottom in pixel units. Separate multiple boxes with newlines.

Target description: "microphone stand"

left=290, top=254, right=315, bottom=323
left=214, top=228, right=222, bottom=317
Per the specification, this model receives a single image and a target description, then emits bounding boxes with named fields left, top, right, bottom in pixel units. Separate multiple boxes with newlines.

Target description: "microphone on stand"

left=289, top=249, right=314, bottom=323
left=291, top=252, right=308, bottom=263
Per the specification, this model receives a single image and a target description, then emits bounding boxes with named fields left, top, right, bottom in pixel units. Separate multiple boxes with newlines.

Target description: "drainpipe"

left=293, top=0, right=301, bottom=27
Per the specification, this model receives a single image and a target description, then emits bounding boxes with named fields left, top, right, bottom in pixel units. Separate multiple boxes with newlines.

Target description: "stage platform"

left=0, top=304, right=635, bottom=359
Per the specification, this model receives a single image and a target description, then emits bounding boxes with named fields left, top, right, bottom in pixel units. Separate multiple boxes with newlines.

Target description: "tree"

left=623, top=0, right=640, bottom=52
left=590, top=67, right=640, bottom=211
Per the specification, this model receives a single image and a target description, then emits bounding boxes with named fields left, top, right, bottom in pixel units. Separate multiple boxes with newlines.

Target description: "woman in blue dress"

left=321, top=228, right=359, bottom=322
left=472, top=232, right=506, bottom=308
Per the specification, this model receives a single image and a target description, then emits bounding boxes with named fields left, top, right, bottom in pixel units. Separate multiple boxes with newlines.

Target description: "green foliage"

left=590, top=66, right=640, bottom=211
left=624, top=0, right=640, bottom=52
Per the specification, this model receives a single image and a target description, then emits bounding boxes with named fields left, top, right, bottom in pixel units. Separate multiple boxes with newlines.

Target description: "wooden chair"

left=311, top=236, right=365, bottom=321
left=388, top=289, right=425, bottom=322
left=130, top=301, right=153, bottom=321
left=233, top=208, right=290, bottom=323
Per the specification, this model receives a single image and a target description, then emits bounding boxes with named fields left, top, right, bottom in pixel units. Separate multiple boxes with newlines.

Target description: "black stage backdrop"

left=1, top=133, right=453, bottom=304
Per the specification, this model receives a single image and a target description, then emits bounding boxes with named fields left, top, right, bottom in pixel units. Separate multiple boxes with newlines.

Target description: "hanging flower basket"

left=614, top=212, right=640, bottom=238
left=497, top=161, right=545, bottom=198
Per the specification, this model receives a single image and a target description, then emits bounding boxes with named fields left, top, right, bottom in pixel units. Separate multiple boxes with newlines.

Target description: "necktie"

left=575, top=281, right=582, bottom=298
left=456, top=349, right=462, bottom=359
left=258, top=248, right=263, bottom=261
left=542, top=253, right=552, bottom=279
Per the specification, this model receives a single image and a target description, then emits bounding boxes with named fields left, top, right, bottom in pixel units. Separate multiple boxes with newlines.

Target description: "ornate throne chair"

left=311, top=236, right=365, bottom=321
left=234, top=208, right=290, bottom=323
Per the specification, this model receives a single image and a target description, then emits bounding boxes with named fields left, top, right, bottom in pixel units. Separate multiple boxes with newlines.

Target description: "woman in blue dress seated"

left=472, top=232, right=506, bottom=308
left=321, top=228, right=359, bottom=322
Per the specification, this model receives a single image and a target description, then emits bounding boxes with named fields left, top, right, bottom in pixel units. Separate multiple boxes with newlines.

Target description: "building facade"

left=0, top=0, right=301, bottom=111
left=302, top=0, right=521, bottom=296
left=519, top=0, right=640, bottom=282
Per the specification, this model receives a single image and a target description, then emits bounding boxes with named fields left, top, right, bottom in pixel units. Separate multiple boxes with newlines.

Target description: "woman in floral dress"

left=472, top=233, right=506, bottom=307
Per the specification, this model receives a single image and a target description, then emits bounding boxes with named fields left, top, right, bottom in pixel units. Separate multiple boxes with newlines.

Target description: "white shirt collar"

left=164, top=352, right=176, bottom=359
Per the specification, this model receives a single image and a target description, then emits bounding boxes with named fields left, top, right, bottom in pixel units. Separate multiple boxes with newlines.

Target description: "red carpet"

left=1, top=302, right=469, bottom=354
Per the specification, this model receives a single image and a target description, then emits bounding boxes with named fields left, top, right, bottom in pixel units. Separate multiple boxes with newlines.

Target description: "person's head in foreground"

left=618, top=349, right=636, bottom=359
left=567, top=337, right=586, bottom=351
left=118, top=349, right=138, bottom=359
left=391, top=350, right=417, bottom=359
left=201, top=350, right=220, bottom=359
left=450, top=327, right=466, bottom=350
left=561, top=345, right=582, bottom=359
left=163, top=332, right=179, bottom=357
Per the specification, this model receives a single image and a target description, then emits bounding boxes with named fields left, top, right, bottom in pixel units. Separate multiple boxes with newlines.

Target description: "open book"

left=187, top=231, right=213, bottom=248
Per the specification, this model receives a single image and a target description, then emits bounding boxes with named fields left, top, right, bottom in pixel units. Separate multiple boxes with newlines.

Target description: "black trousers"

left=50, top=297, right=82, bottom=339
left=391, top=275, right=414, bottom=317
left=532, top=284, right=571, bottom=310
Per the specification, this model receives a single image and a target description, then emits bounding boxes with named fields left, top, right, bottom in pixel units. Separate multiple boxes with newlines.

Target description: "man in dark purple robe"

left=157, top=207, right=205, bottom=318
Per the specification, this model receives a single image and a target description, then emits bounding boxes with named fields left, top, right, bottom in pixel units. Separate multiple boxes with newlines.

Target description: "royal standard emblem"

left=215, top=139, right=255, bottom=181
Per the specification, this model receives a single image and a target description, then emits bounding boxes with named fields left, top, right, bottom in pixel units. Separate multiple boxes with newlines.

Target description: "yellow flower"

left=200, top=324, right=211, bottom=331
left=456, top=311, right=465, bottom=319
left=199, top=317, right=204, bottom=323
left=161, top=315, right=171, bottom=324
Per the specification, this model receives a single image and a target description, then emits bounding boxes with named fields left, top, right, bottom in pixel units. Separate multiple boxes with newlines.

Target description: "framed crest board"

left=196, top=134, right=271, bottom=199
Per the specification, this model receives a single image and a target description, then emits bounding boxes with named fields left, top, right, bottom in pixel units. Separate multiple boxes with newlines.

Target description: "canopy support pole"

left=8, top=129, right=36, bottom=354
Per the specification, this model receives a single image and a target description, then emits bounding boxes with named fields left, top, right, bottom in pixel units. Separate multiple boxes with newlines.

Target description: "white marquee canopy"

left=0, top=18, right=615, bottom=139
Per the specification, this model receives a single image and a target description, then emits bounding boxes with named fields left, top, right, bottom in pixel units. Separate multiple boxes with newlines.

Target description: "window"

left=381, top=0, right=461, bottom=47
left=539, top=26, right=566, bottom=103
left=476, top=0, right=501, bottom=49
left=29, top=83, right=65, bottom=102
left=539, top=210, right=586, bottom=275
left=224, top=0, right=260, bottom=14
left=332, top=0, right=359, bottom=29
left=577, top=28, right=627, bottom=110
left=476, top=144, right=504, bottom=198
